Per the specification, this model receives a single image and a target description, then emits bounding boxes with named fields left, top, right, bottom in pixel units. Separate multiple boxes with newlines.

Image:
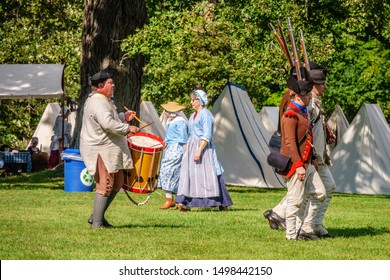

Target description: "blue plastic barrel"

left=62, top=148, right=94, bottom=192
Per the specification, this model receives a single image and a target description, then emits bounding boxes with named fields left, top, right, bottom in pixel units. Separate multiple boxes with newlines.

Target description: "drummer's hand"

left=129, top=125, right=139, bottom=134
left=124, top=110, right=136, bottom=122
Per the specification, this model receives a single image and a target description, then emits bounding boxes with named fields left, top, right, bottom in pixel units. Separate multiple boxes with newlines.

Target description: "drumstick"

left=124, top=106, right=147, bottom=126
left=139, top=121, right=154, bottom=130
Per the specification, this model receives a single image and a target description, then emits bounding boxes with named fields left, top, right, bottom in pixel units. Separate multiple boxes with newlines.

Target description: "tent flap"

left=330, top=104, right=390, bottom=195
left=212, top=82, right=285, bottom=188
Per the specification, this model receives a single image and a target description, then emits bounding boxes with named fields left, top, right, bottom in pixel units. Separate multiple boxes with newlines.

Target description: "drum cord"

left=123, top=187, right=152, bottom=206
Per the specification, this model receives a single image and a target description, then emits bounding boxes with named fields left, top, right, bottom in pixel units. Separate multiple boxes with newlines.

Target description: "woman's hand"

left=194, top=149, right=202, bottom=163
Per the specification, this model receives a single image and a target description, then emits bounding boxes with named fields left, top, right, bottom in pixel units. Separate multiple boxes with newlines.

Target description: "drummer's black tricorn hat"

left=90, top=67, right=117, bottom=86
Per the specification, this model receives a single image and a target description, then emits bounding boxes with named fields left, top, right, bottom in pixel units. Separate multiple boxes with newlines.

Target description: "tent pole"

left=60, top=94, right=65, bottom=153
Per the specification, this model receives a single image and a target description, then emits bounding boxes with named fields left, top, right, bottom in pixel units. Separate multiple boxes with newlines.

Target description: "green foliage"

left=125, top=0, right=389, bottom=122
left=0, top=0, right=83, bottom=147
left=325, top=36, right=390, bottom=122
left=0, top=99, right=53, bottom=149
left=123, top=1, right=282, bottom=111
left=0, top=0, right=389, bottom=149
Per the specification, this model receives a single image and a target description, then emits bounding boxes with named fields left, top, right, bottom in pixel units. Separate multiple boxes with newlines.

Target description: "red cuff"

left=285, top=159, right=304, bottom=179
left=292, top=159, right=304, bottom=169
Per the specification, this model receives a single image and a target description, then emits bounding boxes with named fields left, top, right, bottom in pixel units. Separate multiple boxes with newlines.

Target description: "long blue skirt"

left=175, top=175, right=233, bottom=208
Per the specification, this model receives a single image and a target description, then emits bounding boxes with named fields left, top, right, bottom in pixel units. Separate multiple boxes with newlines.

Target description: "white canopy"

left=0, top=64, right=65, bottom=99
left=212, top=82, right=285, bottom=188
left=330, top=104, right=390, bottom=195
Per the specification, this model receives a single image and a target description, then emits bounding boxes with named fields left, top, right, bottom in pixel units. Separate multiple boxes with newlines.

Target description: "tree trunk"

left=72, top=0, right=147, bottom=148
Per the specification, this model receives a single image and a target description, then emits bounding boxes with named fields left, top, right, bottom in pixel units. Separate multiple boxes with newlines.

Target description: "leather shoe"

left=91, top=223, right=106, bottom=229
left=263, top=209, right=279, bottom=230
left=297, top=229, right=319, bottom=240
left=263, top=209, right=286, bottom=230
left=269, top=212, right=286, bottom=230
left=314, top=225, right=335, bottom=238
left=263, top=209, right=273, bottom=218
left=88, top=214, right=113, bottom=227
left=318, top=233, right=335, bottom=238
left=160, top=198, right=176, bottom=209
left=219, top=206, right=228, bottom=211
left=177, top=204, right=190, bottom=212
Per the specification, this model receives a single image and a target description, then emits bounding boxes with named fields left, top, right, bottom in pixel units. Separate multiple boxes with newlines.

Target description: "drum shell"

left=125, top=132, right=164, bottom=193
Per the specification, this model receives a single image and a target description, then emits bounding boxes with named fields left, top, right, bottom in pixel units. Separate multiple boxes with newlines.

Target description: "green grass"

left=0, top=167, right=389, bottom=260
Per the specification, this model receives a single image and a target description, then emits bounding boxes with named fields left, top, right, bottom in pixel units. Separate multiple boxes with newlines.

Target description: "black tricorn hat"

left=309, top=62, right=327, bottom=84
left=90, top=67, right=117, bottom=86
left=287, top=67, right=313, bottom=95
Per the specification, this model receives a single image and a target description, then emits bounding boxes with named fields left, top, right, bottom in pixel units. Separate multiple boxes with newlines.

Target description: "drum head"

left=127, top=132, right=164, bottom=153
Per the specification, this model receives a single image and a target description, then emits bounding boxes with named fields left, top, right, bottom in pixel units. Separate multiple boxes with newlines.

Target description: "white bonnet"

left=193, top=89, right=208, bottom=105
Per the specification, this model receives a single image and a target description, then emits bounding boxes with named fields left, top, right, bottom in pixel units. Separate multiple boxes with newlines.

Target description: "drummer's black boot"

left=92, top=193, right=108, bottom=229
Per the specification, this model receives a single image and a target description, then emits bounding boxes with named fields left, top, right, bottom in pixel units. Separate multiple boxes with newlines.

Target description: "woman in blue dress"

left=158, top=102, right=188, bottom=209
left=176, top=89, right=233, bottom=211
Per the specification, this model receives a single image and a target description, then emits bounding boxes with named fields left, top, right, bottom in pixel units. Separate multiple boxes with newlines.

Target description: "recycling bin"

left=62, top=148, right=94, bottom=192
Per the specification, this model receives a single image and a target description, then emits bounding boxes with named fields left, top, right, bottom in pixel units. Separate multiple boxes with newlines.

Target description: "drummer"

left=80, top=67, right=139, bottom=229
left=157, top=101, right=188, bottom=209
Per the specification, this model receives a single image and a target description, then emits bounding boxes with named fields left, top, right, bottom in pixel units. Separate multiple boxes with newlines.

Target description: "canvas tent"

left=0, top=64, right=65, bottom=99
left=258, top=106, right=279, bottom=136
left=330, top=104, right=390, bottom=195
left=139, top=101, right=165, bottom=139
left=212, top=82, right=285, bottom=188
left=31, top=103, right=76, bottom=154
left=327, top=105, right=350, bottom=152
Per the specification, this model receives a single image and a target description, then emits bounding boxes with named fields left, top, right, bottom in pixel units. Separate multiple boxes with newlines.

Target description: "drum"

left=123, top=132, right=165, bottom=194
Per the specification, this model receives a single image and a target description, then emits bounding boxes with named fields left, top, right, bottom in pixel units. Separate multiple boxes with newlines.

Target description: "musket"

left=269, top=22, right=293, bottom=67
left=299, top=29, right=310, bottom=71
left=277, top=19, right=293, bottom=67
left=287, top=17, right=301, bottom=80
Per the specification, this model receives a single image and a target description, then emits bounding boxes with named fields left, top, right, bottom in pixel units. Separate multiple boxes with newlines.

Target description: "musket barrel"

left=269, top=22, right=290, bottom=65
left=300, top=29, right=310, bottom=71
left=287, top=17, right=301, bottom=80
left=277, top=19, right=293, bottom=67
